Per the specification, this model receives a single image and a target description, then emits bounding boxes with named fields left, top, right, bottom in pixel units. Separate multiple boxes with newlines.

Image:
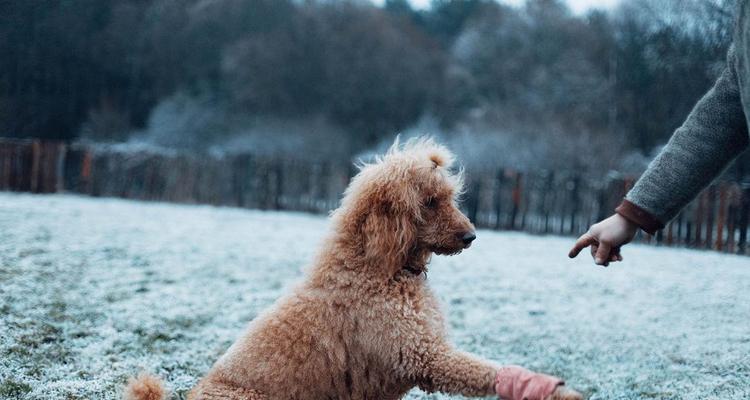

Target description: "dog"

left=124, top=138, right=582, bottom=400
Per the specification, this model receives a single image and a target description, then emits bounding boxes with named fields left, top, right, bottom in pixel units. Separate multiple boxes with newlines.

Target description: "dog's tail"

left=123, top=373, right=167, bottom=400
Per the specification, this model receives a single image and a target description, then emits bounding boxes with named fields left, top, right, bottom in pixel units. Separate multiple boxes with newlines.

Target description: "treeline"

left=0, top=0, right=742, bottom=174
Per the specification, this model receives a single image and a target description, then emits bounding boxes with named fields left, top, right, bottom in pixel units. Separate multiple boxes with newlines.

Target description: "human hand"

left=568, top=213, right=638, bottom=266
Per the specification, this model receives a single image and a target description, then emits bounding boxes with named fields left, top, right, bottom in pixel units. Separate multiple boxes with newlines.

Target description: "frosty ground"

left=1, top=193, right=749, bottom=400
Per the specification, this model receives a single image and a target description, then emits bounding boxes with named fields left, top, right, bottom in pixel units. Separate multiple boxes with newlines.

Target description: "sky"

left=374, top=0, right=621, bottom=15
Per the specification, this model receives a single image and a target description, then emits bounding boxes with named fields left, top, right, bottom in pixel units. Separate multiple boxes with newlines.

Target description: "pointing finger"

left=568, top=233, right=597, bottom=258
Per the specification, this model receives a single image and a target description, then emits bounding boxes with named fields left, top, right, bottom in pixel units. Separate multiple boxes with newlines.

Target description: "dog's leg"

left=403, top=342, right=582, bottom=400
left=404, top=341, right=497, bottom=397
left=188, top=381, right=267, bottom=400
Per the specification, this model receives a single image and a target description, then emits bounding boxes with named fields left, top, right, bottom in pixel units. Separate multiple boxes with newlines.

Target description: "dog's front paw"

left=495, top=366, right=567, bottom=400
left=544, top=386, right=583, bottom=400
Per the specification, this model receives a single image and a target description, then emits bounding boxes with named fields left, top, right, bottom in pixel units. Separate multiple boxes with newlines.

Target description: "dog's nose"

left=461, top=231, right=476, bottom=245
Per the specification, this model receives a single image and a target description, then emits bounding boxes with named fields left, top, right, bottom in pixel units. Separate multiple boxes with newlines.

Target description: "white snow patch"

left=1, top=193, right=749, bottom=399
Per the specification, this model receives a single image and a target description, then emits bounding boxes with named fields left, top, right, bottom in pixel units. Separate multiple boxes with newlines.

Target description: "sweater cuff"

left=615, top=199, right=664, bottom=235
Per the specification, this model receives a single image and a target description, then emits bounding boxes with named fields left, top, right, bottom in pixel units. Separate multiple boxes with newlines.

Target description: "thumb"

left=594, top=241, right=612, bottom=266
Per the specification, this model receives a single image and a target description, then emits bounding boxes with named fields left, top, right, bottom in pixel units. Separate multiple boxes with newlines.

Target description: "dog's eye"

left=425, top=197, right=438, bottom=209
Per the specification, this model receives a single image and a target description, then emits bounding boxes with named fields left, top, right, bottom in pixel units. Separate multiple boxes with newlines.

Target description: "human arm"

left=570, top=45, right=749, bottom=265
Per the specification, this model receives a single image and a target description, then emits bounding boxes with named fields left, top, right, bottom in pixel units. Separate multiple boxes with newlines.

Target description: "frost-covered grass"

left=1, top=193, right=749, bottom=400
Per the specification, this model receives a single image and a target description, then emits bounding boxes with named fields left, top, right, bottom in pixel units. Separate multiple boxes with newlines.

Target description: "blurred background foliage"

left=0, top=0, right=744, bottom=175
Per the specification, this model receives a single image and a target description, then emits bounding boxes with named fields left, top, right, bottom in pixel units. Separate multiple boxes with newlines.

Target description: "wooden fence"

left=2, top=138, right=749, bottom=255
left=462, top=168, right=750, bottom=254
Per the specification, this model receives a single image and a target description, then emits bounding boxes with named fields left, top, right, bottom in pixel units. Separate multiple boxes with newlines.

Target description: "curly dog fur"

left=125, top=138, right=581, bottom=400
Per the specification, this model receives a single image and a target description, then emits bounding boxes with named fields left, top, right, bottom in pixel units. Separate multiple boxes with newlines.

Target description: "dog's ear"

left=360, top=192, right=418, bottom=275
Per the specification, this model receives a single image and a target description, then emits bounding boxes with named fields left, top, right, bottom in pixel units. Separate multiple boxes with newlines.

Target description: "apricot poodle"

left=124, top=138, right=582, bottom=400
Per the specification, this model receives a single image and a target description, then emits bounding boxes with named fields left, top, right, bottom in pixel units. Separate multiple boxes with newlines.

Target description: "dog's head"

left=334, top=137, right=475, bottom=275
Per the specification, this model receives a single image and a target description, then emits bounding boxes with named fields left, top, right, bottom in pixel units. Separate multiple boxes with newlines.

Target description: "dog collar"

left=402, top=265, right=425, bottom=277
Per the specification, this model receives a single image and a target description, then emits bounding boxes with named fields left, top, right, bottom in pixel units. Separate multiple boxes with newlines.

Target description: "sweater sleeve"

left=621, top=45, right=749, bottom=230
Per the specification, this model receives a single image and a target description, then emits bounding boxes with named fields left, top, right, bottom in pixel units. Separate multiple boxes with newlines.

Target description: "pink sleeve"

left=495, top=365, right=563, bottom=400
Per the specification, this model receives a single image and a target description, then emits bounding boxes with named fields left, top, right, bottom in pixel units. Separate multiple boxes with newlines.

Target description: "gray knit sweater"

left=617, top=2, right=750, bottom=233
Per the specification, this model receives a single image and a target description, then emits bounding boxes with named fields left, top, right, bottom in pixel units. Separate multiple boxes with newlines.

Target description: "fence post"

left=693, top=191, right=706, bottom=248
left=672, top=217, right=679, bottom=245
left=543, top=171, right=554, bottom=234
left=55, top=143, right=66, bottom=192
left=596, top=179, right=608, bottom=223
left=494, top=169, right=505, bottom=230
left=558, top=173, right=567, bottom=235
left=0, top=142, right=11, bottom=190
left=726, top=187, right=737, bottom=254
left=738, top=185, right=750, bottom=255
left=510, top=171, right=523, bottom=230
left=705, top=185, right=716, bottom=249
left=231, top=154, right=250, bottom=207
left=274, top=159, right=284, bottom=210
left=568, top=175, right=580, bottom=235
left=29, top=140, right=40, bottom=192
left=715, top=185, right=727, bottom=251
left=466, top=179, right=481, bottom=225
